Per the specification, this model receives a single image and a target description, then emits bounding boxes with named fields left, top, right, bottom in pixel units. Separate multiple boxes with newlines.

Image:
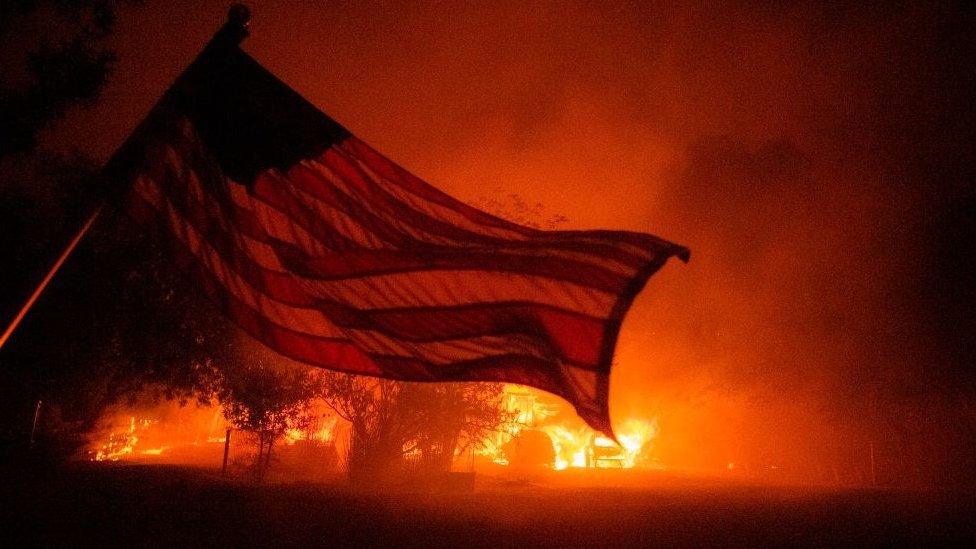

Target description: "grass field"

left=2, top=464, right=974, bottom=547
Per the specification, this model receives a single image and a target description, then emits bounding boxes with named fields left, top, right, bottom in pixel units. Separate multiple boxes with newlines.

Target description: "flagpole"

left=0, top=5, right=251, bottom=353
left=0, top=205, right=104, bottom=352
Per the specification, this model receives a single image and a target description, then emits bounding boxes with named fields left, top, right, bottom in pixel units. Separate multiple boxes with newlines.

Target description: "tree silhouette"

left=0, top=1, right=129, bottom=158
left=207, top=354, right=320, bottom=479
left=318, top=373, right=504, bottom=481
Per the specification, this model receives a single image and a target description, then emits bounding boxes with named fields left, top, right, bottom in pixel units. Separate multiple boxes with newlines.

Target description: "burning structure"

left=477, top=386, right=660, bottom=471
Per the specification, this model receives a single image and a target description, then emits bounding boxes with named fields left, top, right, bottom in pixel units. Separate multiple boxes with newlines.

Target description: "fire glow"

left=88, top=402, right=230, bottom=462
left=88, top=403, right=340, bottom=465
left=478, top=386, right=660, bottom=471
left=545, top=419, right=659, bottom=471
left=93, top=416, right=139, bottom=462
left=283, top=416, right=337, bottom=446
left=89, top=386, right=659, bottom=473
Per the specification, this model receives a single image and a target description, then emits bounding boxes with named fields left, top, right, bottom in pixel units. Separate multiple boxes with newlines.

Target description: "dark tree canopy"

left=0, top=0, right=221, bottom=464
left=0, top=1, right=128, bottom=158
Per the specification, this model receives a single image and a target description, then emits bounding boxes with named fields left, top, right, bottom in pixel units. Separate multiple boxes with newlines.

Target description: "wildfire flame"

left=94, top=417, right=145, bottom=461
left=89, top=403, right=229, bottom=462
left=283, top=416, right=337, bottom=445
left=89, top=387, right=658, bottom=473
left=543, top=419, right=659, bottom=470
left=477, top=385, right=660, bottom=471
left=90, top=403, right=340, bottom=463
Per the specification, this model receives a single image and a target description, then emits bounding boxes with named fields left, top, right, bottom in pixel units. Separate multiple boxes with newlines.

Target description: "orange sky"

left=43, top=1, right=976, bottom=478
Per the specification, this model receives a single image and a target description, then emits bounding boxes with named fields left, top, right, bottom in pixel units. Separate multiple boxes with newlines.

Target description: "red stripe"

left=259, top=164, right=414, bottom=247
left=149, top=172, right=316, bottom=306
left=133, top=144, right=674, bottom=370
left=323, top=147, right=521, bottom=244
left=244, top=183, right=366, bottom=251
left=327, top=146, right=662, bottom=267
left=131, top=194, right=375, bottom=372
left=284, top=247, right=629, bottom=293
left=321, top=300, right=607, bottom=366
left=127, top=112, right=688, bottom=438
left=256, top=171, right=406, bottom=249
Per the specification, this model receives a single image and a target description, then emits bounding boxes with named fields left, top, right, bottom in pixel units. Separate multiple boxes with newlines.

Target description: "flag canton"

left=174, top=44, right=349, bottom=186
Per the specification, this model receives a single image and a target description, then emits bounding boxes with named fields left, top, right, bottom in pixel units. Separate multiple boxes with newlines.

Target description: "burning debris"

left=93, top=417, right=141, bottom=462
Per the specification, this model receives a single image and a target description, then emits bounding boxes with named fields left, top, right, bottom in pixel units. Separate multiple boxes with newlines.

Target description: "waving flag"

left=110, top=32, right=688, bottom=436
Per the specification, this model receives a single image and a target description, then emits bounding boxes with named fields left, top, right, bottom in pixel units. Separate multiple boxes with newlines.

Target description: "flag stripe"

left=319, top=149, right=679, bottom=269
left=313, top=299, right=607, bottom=365
left=343, top=137, right=687, bottom=261
left=316, top=148, right=523, bottom=244
left=341, top=137, right=536, bottom=236
left=161, top=128, right=664, bottom=273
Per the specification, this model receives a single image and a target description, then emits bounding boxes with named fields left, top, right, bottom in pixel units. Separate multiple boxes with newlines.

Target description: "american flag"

left=111, top=36, right=688, bottom=437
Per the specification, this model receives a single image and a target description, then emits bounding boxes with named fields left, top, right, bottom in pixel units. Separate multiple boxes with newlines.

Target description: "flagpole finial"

left=212, top=3, right=250, bottom=46
left=228, top=3, right=251, bottom=28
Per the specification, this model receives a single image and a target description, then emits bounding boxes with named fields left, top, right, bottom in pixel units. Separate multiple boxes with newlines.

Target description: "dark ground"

left=2, top=464, right=975, bottom=547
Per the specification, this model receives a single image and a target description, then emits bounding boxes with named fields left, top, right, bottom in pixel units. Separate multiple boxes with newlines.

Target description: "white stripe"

left=154, top=154, right=627, bottom=307
left=295, top=267, right=613, bottom=317
left=165, top=140, right=647, bottom=275
left=337, top=139, right=658, bottom=261
left=158, top=144, right=333, bottom=258
left=136, top=177, right=341, bottom=339
left=227, top=183, right=334, bottom=255
left=339, top=139, right=533, bottom=238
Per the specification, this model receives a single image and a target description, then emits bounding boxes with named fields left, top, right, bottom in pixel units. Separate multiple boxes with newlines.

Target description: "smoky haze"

left=49, top=1, right=976, bottom=484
